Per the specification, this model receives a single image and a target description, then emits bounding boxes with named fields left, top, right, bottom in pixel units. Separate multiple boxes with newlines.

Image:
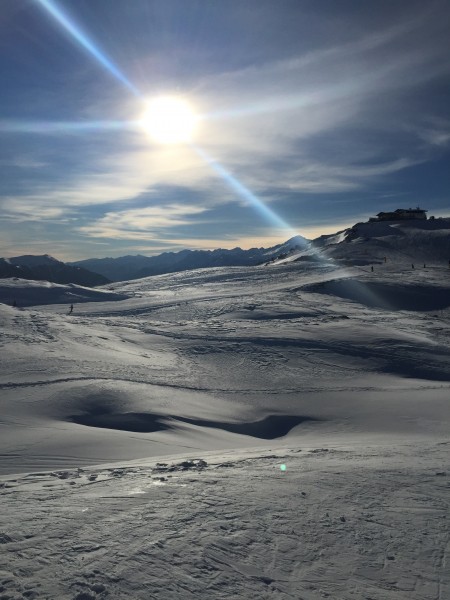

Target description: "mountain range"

left=0, top=254, right=110, bottom=287
left=70, top=217, right=450, bottom=281
left=2, top=217, right=449, bottom=286
left=68, top=235, right=309, bottom=281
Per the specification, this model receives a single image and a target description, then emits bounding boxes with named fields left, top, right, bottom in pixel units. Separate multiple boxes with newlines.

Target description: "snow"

left=71, top=237, right=310, bottom=282
left=1, top=254, right=449, bottom=599
left=0, top=278, right=129, bottom=307
left=1, top=444, right=449, bottom=599
left=312, top=218, right=450, bottom=265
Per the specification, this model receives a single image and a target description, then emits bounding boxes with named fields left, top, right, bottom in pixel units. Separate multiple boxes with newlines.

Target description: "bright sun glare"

left=141, top=96, right=198, bottom=144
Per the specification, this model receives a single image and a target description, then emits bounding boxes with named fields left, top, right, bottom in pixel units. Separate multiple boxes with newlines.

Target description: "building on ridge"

left=369, top=207, right=427, bottom=222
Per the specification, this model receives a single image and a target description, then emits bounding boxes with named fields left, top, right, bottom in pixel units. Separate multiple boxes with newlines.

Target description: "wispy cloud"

left=1, top=144, right=207, bottom=218
left=79, top=203, right=208, bottom=240
left=0, top=157, right=49, bottom=169
left=190, top=4, right=450, bottom=199
left=2, top=1, right=449, bottom=257
left=9, top=4, right=449, bottom=208
left=411, top=117, right=450, bottom=148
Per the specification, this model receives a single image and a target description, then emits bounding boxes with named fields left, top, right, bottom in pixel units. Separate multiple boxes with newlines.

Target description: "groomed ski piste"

left=1, top=255, right=449, bottom=599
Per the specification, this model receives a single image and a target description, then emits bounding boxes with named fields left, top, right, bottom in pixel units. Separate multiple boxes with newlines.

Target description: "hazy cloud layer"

left=1, top=0, right=449, bottom=258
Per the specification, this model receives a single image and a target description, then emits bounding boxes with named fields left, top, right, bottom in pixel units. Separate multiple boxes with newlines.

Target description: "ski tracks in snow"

left=1, top=443, right=449, bottom=600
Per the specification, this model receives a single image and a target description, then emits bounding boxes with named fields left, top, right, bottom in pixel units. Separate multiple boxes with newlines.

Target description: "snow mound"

left=0, top=278, right=129, bottom=306
left=304, top=279, right=450, bottom=311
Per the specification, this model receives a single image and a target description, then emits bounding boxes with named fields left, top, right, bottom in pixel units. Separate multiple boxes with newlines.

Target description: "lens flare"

left=192, top=145, right=299, bottom=236
left=0, top=120, right=138, bottom=134
left=141, top=97, right=198, bottom=145
left=36, top=0, right=140, bottom=96
left=30, top=0, right=325, bottom=269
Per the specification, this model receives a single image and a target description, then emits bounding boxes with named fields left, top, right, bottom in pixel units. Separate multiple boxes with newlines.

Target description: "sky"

left=1, top=0, right=450, bottom=260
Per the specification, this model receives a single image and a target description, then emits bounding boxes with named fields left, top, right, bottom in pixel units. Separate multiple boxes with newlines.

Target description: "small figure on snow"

left=69, top=304, right=74, bottom=314
left=371, top=265, right=374, bottom=272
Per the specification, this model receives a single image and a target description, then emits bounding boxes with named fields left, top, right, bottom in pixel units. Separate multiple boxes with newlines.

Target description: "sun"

left=140, top=96, right=198, bottom=144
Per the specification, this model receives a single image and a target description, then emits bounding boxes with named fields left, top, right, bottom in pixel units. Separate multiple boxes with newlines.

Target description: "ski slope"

left=1, top=258, right=449, bottom=599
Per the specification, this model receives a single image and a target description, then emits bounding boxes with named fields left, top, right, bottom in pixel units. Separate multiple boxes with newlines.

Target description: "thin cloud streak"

left=78, top=203, right=208, bottom=240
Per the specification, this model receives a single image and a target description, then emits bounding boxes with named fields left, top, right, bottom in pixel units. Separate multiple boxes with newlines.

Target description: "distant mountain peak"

left=9, top=254, right=61, bottom=267
left=71, top=234, right=310, bottom=282
left=0, top=254, right=110, bottom=287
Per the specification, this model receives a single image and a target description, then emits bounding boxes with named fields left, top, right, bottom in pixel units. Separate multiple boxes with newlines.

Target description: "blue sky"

left=1, top=0, right=449, bottom=260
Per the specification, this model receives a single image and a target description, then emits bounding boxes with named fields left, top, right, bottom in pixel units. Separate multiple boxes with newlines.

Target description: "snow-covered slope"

left=1, top=257, right=449, bottom=599
left=0, top=278, right=129, bottom=307
left=1, top=259, right=449, bottom=474
left=265, top=217, right=450, bottom=268
left=71, top=218, right=450, bottom=280
left=313, top=217, right=450, bottom=265
left=1, top=442, right=448, bottom=600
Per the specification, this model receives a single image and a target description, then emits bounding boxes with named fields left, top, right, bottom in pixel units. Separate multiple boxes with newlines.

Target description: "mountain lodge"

left=369, top=207, right=428, bottom=222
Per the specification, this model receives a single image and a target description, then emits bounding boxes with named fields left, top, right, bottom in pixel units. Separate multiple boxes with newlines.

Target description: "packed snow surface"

left=1, top=258, right=449, bottom=599
left=1, top=443, right=448, bottom=599
left=0, top=278, right=128, bottom=307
